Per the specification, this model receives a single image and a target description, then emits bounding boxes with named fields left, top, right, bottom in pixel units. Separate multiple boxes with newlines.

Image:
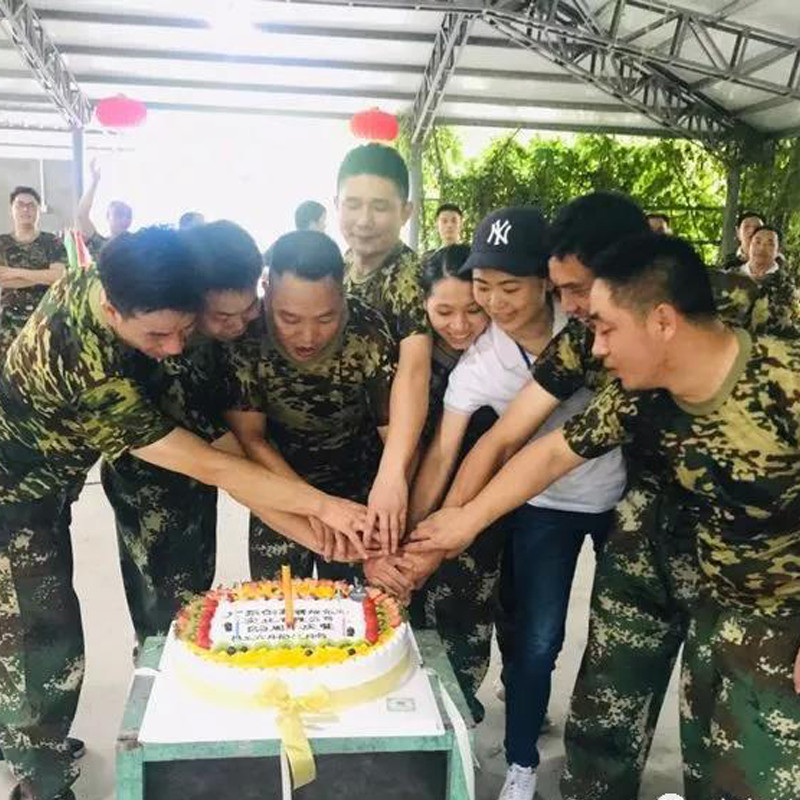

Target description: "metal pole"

left=71, top=126, right=85, bottom=221
left=720, top=160, right=741, bottom=262
left=409, top=140, right=423, bottom=252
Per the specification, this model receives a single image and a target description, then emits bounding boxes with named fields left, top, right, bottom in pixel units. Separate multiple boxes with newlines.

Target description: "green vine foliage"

left=417, top=127, right=800, bottom=266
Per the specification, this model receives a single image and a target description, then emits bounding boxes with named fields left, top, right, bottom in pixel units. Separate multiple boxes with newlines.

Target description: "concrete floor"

left=1, top=471, right=684, bottom=800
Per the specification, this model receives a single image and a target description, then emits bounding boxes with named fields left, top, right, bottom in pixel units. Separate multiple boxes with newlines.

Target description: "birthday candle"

left=281, top=565, right=295, bottom=629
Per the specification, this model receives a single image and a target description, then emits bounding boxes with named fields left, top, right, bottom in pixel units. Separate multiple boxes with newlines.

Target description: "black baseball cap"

left=461, top=206, right=550, bottom=278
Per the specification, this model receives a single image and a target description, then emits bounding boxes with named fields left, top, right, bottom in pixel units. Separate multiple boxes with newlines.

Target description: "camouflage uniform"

left=85, top=232, right=108, bottom=261
left=0, top=268, right=174, bottom=798
left=0, top=232, right=67, bottom=362
left=101, top=338, right=226, bottom=643
left=541, top=269, right=797, bottom=800
left=343, top=242, right=430, bottom=344
left=562, top=330, right=800, bottom=800
left=410, top=338, right=506, bottom=723
left=222, top=297, right=397, bottom=582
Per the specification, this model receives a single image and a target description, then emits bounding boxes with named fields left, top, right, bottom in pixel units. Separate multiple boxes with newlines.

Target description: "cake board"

left=116, top=630, right=474, bottom=800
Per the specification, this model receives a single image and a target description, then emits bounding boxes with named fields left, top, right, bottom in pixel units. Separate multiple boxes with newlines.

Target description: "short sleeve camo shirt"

left=0, top=231, right=67, bottom=361
left=343, top=242, right=429, bottom=344
left=0, top=268, right=175, bottom=504
left=222, top=296, right=397, bottom=500
left=563, top=329, right=800, bottom=618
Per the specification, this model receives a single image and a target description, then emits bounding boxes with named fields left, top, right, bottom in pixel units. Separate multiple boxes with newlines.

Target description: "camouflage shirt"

left=343, top=242, right=429, bottom=344
left=86, top=231, right=109, bottom=260
left=421, top=337, right=462, bottom=447
left=222, top=297, right=397, bottom=501
left=0, top=231, right=67, bottom=361
left=118, top=337, right=228, bottom=443
left=563, top=329, right=800, bottom=619
left=0, top=268, right=175, bottom=504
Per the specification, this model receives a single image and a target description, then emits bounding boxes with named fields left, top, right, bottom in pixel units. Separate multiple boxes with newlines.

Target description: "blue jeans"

left=500, top=504, right=611, bottom=769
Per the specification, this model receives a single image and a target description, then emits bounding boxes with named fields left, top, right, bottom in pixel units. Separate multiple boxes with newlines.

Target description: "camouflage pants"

left=409, top=518, right=507, bottom=724
left=0, top=494, right=83, bottom=800
left=249, top=515, right=362, bottom=584
left=101, top=455, right=217, bottom=644
left=681, top=602, right=800, bottom=800
left=561, top=489, right=702, bottom=800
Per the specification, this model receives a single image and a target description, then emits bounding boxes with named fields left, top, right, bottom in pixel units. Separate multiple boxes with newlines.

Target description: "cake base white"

left=139, top=627, right=444, bottom=745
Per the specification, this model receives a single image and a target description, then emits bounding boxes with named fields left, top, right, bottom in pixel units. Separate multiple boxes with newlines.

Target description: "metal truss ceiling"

left=0, top=0, right=798, bottom=156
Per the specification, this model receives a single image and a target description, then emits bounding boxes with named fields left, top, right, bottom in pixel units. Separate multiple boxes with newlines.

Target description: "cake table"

left=116, top=630, right=474, bottom=800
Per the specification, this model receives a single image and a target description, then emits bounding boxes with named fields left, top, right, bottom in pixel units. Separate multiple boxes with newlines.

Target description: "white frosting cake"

left=173, top=580, right=414, bottom=701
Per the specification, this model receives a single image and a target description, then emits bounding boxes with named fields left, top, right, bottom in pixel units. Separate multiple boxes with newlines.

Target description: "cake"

left=173, top=576, right=414, bottom=701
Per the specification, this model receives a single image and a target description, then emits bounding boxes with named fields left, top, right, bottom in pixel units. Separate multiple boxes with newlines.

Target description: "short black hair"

left=550, top=192, right=649, bottom=268
left=420, top=244, right=472, bottom=296
left=10, top=186, right=41, bottom=205
left=181, top=220, right=262, bottom=293
left=178, top=211, right=205, bottom=230
left=294, top=200, right=326, bottom=231
left=98, top=226, right=204, bottom=318
left=591, top=233, right=716, bottom=322
left=270, top=230, right=344, bottom=283
left=737, top=210, right=763, bottom=227
left=751, top=224, right=780, bottom=241
left=337, top=143, right=409, bottom=201
left=646, top=212, right=670, bottom=225
left=436, top=203, right=463, bottom=219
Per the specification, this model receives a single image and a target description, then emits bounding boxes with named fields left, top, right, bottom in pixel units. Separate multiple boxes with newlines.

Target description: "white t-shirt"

left=444, top=311, right=626, bottom=514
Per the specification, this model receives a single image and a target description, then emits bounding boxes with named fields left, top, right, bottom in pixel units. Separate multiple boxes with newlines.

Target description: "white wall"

left=0, top=158, right=74, bottom=235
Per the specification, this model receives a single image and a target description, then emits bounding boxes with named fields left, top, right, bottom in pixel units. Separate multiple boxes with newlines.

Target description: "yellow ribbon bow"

left=255, top=678, right=333, bottom=788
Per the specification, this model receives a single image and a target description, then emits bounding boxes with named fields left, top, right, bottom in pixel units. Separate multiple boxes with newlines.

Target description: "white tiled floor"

left=0, top=469, right=683, bottom=800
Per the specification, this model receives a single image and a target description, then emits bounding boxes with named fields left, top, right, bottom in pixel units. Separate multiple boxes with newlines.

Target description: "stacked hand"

left=405, top=506, right=479, bottom=558
left=366, top=473, right=408, bottom=554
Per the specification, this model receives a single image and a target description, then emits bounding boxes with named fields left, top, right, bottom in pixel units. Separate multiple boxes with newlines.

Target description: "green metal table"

left=116, top=630, right=474, bottom=800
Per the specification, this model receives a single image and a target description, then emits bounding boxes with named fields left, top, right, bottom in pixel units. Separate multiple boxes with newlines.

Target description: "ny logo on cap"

left=487, top=219, right=512, bottom=247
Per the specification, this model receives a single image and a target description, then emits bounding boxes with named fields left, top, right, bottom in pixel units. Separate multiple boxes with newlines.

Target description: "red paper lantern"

left=350, top=108, right=399, bottom=142
left=95, top=95, right=148, bottom=128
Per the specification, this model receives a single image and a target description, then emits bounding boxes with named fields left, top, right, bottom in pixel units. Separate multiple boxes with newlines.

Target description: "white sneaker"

left=498, top=764, right=537, bottom=800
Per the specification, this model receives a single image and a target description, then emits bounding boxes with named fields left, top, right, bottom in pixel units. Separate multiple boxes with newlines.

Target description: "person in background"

left=721, top=210, right=764, bottom=271
left=436, top=203, right=464, bottom=247
left=76, top=159, right=133, bottom=259
left=0, top=186, right=66, bottom=362
left=743, top=224, right=781, bottom=281
left=294, top=200, right=327, bottom=233
left=178, top=211, right=205, bottom=231
left=646, top=212, right=671, bottom=234
left=337, top=143, right=432, bottom=552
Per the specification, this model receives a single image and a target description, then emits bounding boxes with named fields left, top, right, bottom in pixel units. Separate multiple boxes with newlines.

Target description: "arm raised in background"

left=407, top=429, right=584, bottom=556
left=367, top=332, right=432, bottom=552
left=444, top=380, right=561, bottom=508
left=76, top=158, right=101, bottom=240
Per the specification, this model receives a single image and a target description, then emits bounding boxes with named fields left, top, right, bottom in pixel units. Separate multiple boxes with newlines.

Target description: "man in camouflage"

left=223, top=230, right=399, bottom=582
left=337, top=143, right=432, bottom=551
left=420, top=193, right=799, bottom=800
left=0, top=186, right=67, bottom=362
left=409, top=232, right=800, bottom=800
left=100, top=221, right=262, bottom=644
left=0, top=228, right=368, bottom=800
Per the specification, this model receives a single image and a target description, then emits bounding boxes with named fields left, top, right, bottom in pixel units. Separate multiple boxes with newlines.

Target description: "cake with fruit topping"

left=172, top=577, right=413, bottom=700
